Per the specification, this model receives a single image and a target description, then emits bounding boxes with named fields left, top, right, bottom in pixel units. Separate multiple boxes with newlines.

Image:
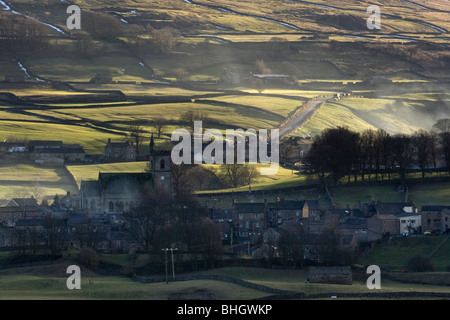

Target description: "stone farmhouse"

left=104, top=138, right=136, bottom=162
left=421, top=206, right=450, bottom=234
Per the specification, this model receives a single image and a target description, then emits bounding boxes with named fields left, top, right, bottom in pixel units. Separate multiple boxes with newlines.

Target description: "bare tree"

left=255, top=78, right=266, bottom=94
left=172, top=68, right=190, bottom=81
left=127, top=122, right=145, bottom=158
left=147, top=26, right=179, bottom=55
left=123, top=187, right=173, bottom=251
left=43, top=216, right=66, bottom=255
left=154, top=117, right=165, bottom=138
left=180, top=110, right=209, bottom=133
left=255, top=59, right=272, bottom=74
left=277, top=228, right=304, bottom=267
left=219, top=164, right=258, bottom=188
left=432, top=119, right=450, bottom=133
left=412, top=129, right=432, bottom=178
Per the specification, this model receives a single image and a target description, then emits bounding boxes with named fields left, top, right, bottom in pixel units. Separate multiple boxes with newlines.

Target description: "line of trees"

left=0, top=13, right=46, bottom=53
left=123, top=188, right=223, bottom=270
left=306, top=119, right=450, bottom=186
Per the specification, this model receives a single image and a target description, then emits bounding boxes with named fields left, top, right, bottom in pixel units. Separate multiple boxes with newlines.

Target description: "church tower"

left=149, top=133, right=174, bottom=199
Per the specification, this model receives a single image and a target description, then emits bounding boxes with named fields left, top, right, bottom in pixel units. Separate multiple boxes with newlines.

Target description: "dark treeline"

left=0, top=13, right=46, bottom=53
left=306, top=119, right=450, bottom=186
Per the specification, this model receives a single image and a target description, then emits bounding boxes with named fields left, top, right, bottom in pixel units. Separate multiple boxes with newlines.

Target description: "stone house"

left=233, top=202, right=267, bottom=239
left=371, top=214, right=400, bottom=236
left=63, top=144, right=85, bottom=163
left=0, top=142, right=27, bottom=153
left=28, top=140, right=64, bottom=152
left=302, top=200, right=321, bottom=219
left=421, top=206, right=450, bottom=234
left=397, top=212, right=422, bottom=235
left=60, top=191, right=80, bottom=210
left=268, top=200, right=304, bottom=227
left=104, top=138, right=136, bottom=162
left=280, top=137, right=313, bottom=165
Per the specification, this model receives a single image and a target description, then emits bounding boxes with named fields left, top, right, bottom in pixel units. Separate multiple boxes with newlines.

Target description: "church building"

left=80, top=135, right=173, bottom=214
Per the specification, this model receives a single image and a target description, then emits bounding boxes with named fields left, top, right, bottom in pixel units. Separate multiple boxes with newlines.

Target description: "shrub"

left=79, top=247, right=99, bottom=269
left=406, top=254, right=435, bottom=272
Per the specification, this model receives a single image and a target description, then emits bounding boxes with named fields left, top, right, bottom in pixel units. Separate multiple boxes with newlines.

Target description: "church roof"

left=98, top=172, right=153, bottom=194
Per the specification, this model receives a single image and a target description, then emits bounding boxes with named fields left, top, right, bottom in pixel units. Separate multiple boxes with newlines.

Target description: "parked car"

left=424, top=230, right=432, bottom=235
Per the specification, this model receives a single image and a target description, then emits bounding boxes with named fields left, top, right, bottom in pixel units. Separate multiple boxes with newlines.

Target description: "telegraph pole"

left=170, top=248, right=178, bottom=280
left=162, top=248, right=168, bottom=284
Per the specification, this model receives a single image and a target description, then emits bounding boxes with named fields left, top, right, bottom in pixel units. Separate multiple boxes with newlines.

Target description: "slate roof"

left=340, top=218, right=368, bottom=229
left=7, top=198, right=38, bottom=207
left=375, top=202, right=414, bottom=215
left=305, top=200, right=320, bottom=210
left=98, top=172, right=153, bottom=194
left=421, top=206, right=450, bottom=212
left=270, top=200, right=304, bottom=210
left=233, top=203, right=267, bottom=213
left=28, top=140, right=63, bottom=149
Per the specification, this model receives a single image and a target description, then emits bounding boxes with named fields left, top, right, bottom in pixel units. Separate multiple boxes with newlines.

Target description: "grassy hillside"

left=0, top=160, right=78, bottom=200
left=360, top=235, right=450, bottom=272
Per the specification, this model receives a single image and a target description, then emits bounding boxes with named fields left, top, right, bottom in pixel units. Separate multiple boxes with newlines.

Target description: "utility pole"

left=170, top=248, right=178, bottom=280
left=162, top=248, right=168, bottom=284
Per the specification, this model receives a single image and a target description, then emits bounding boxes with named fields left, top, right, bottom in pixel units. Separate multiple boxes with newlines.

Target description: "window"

left=239, top=214, right=243, bottom=220
left=109, top=201, right=114, bottom=212
left=401, top=220, right=406, bottom=223
left=160, top=159, right=165, bottom=170
left=411, top=220, right=415, bottom=224
left=91, top=200, right=95, bottom=209
left=255, top=213, right=259, bottom=219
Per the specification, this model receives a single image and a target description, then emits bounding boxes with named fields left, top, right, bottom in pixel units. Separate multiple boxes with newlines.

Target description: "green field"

left=0, top=261, right=449, bottom=300
left=0, top=161, right=78, bottom=200
left=360, top=235, right=450, bottom=272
